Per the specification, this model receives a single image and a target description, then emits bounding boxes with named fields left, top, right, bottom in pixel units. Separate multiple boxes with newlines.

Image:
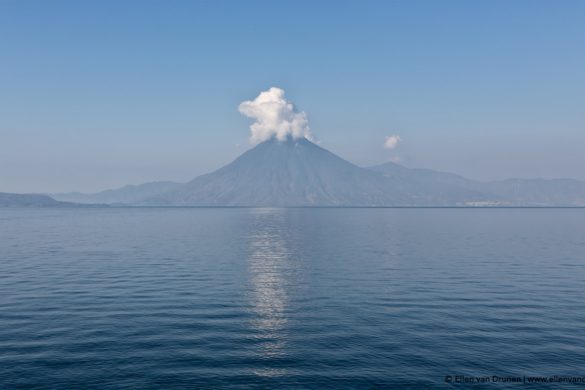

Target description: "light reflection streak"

left=246, top=209, right=293, bottom=377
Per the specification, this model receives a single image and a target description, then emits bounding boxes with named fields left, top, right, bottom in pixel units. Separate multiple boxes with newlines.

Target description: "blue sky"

left=1, top=0, right=584, bottom=192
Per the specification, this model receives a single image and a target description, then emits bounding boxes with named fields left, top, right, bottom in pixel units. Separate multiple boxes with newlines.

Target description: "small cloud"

left=383, top=135, right=401, bottom=150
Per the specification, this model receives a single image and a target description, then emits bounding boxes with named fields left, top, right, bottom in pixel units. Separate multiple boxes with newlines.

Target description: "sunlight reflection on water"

left=246, top=209, right=292, bottom=376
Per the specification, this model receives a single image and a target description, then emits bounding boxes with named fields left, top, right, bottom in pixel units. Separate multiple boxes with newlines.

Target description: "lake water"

left=1, top=208, right=585, bottom=388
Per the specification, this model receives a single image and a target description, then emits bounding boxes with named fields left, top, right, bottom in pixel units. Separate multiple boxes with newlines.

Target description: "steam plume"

left=238, top=87, right=313, bottom=143
left=383, top=135, right=401, bottom=149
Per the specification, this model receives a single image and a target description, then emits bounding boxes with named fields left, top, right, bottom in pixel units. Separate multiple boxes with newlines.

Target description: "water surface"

left=1, top=208, right=584, bottom=388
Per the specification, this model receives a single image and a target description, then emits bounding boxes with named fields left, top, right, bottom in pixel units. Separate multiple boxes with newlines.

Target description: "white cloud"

left=238, top=87, right=313, bottom=143
left=383, top=135, right=401, bottom=150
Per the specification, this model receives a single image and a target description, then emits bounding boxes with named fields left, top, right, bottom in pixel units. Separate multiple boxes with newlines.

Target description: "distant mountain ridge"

left=46, top=137, right=585, bottom=207
left=370, top=162, right=585, bottom=206
left=0, top=193, right=76, bottom=207
left=52, top=181, right=181, bottom=204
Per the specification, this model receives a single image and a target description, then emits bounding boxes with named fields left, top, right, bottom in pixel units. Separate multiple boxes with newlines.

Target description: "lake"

left=1, top=208, right=584, bottom=388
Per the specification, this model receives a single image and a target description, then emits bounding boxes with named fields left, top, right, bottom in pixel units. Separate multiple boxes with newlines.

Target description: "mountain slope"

left=370, top=162, right=585, bottom=206
left=369, top=162, right=472, bottom=186
left=368, top=162, right=494, bottom=204
left=52, top=181, right=181, bottom=204
left=0, top=193, right=75, bottom=207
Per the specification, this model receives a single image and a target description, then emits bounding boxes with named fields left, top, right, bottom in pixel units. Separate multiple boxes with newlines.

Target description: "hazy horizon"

left=1, top=1, right=584, bottom=193
left=41, top=135, right=585, bottom=196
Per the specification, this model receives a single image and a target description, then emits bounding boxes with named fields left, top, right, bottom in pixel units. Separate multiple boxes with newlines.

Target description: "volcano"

left=144, top=137, right=489, bottom=206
